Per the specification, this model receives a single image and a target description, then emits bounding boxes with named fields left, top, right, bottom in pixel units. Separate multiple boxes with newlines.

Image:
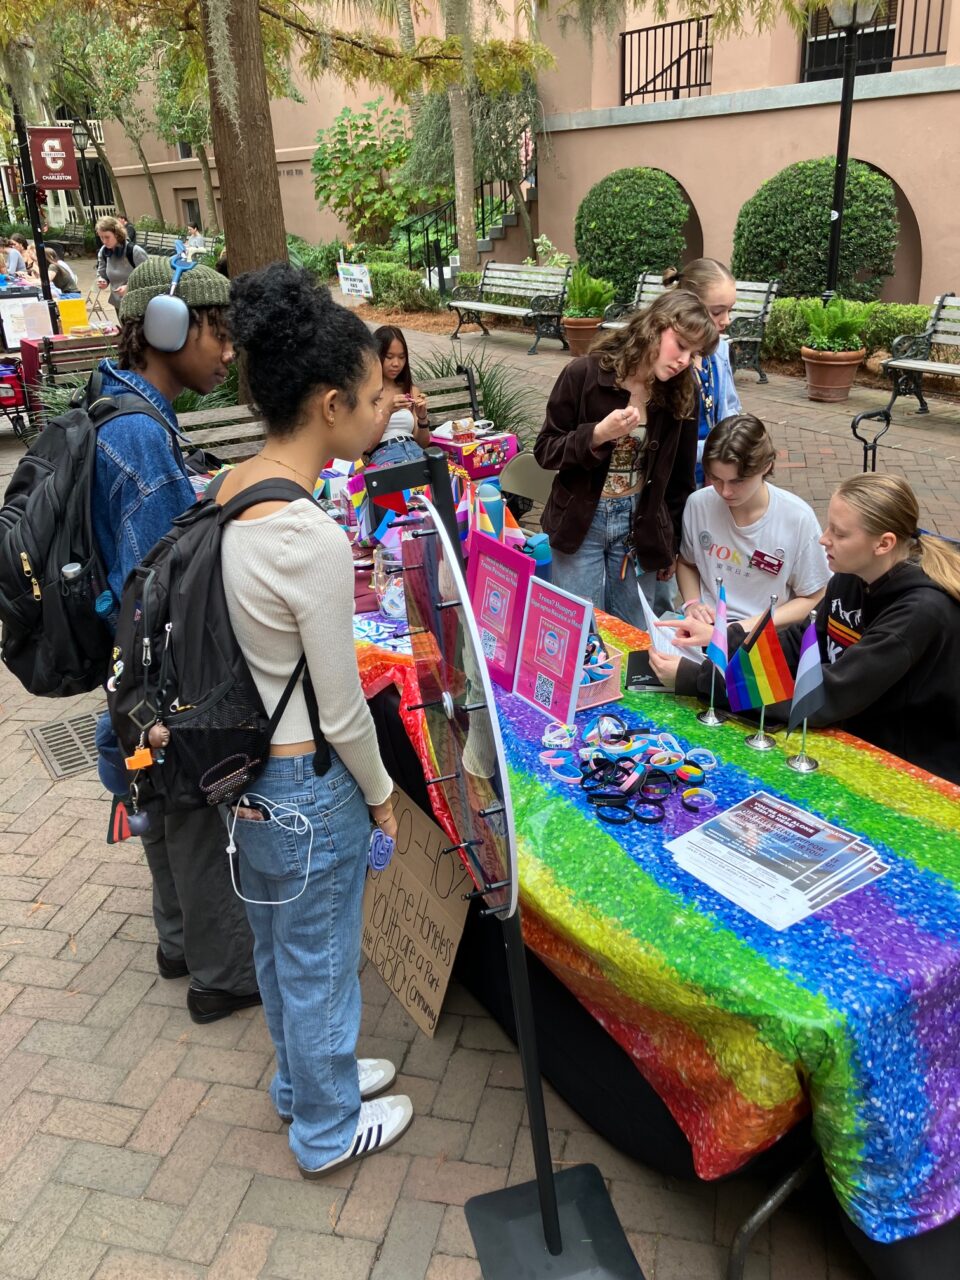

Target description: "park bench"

left=851, top=291, right=960, bottom=471
left=418, top=368, right=484, bottom=429
left=39, top=333, right=118, bottom=388
left=447, top=262, right=571, bottom=356
left=601, top=272, right=780, bottom=382
left=45, top=223, right=87, bottom=259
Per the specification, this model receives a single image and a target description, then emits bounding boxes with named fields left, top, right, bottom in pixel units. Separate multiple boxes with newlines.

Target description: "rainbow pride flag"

left=725, top=606, right=794, bottom=711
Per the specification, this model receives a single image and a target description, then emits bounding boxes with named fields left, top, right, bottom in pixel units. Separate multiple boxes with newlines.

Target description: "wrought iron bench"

left=447, top=262, right=571, bottom=356
left=851, top=292, right=960, bottom=471
left=39, top=333, right=118, bottom=388
left=600, top=272, right=780, bottom=382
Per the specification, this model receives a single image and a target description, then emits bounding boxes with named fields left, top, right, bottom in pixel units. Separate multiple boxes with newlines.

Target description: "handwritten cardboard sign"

left=361, top=788, right=471, bottom=1036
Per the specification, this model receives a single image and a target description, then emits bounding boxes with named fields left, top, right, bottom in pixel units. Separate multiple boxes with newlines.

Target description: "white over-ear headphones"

left=142, top=242, right=197, bottom=353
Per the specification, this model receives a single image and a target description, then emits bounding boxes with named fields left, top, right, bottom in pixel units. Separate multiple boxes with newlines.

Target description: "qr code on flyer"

left=479, top=629, right=497, bottom=660
left=534, top=672, right=555, bottom=708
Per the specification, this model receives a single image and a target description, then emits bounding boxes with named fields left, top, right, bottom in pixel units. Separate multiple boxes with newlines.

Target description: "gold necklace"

left=259, top=453, right=316, bottom=491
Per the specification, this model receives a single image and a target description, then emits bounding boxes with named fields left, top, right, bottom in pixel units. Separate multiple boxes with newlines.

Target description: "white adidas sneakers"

left=357, top=1057, right=397, bottom=1099
left=298, top=1093, right=414, bottom=1179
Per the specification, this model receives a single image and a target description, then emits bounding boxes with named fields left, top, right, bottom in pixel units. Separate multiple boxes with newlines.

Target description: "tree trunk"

left=68, top=187, right=86, bottom=222
left=394, top=0, right=422, bottom=125
left=444, top=0, right=478, bottom=270
left=62, top=108, right=127, bottom=216
left=510, top=176, right=535, bottom=261
left=196, top=143, right=220, bottom=233
left=129, top=133, right=164, bottom=224
left=200, top=0, right=286, bottom=279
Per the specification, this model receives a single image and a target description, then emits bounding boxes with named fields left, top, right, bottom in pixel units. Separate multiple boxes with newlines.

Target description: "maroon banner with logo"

left=27, top=127, right=80, bottom=189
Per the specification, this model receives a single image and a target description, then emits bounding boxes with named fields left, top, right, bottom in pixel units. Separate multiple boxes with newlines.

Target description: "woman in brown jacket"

left=534, top=292, right=718, bottom=627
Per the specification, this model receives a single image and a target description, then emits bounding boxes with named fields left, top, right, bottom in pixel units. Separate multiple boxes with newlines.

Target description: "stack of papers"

left=666, top=792, right=888, bottom=930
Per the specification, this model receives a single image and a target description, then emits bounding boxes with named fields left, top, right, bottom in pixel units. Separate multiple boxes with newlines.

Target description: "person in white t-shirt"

left=677, top=413, right=829, bottom=630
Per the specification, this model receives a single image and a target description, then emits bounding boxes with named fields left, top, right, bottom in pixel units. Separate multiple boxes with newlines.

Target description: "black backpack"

left=107, top=479, right=329, bottom=812
left=0, top=372, right=176, bottom=697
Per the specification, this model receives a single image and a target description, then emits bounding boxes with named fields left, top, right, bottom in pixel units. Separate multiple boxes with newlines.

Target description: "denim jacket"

left=91, top=360, right=196, bottom=609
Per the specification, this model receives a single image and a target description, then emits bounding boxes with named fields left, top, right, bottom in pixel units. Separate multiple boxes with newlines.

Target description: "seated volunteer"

left=92, top=257, right=260, bottom=1023
left=677, top=414, right=828, bottom=630
left=651, top=474, right=960, bottom=784
left=367, top=325, right=431, bottom=465
left=218, top=263, right=413, bottom=1178
left=534, top=291, right=718, bottom=627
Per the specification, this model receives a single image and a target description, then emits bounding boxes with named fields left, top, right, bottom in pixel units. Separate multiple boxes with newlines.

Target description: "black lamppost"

left=70, top=120, right=93, bottom=236
left=822, top=0, right=878, bottom=305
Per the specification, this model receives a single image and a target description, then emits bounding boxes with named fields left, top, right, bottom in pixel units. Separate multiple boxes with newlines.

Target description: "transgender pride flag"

left=706, top=582, right=728, bottom=674
left=787, top=618, right=826, bottom=732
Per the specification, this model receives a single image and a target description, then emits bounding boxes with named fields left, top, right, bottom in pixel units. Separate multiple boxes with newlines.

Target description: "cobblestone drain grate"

left=27, top=711, right=100, bottom=779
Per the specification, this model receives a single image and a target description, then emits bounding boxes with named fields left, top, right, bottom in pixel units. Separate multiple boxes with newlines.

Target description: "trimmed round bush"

left=732, top=158, right=898, bottom=301
left=574, top=168, right=688, bottom=302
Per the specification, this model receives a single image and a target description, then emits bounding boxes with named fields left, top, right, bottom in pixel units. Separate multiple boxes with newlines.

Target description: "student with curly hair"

left=534, top=291, right=718, bottom=626
left=91, top=256, right=262, bottom=1027
left=96, top=214, right=147, bottom=311
left=216, top=263, right=414, bottom=1178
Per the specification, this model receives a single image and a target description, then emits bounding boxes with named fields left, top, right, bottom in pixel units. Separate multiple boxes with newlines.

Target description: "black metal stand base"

left=466, top=1163, right=645, bottom=1278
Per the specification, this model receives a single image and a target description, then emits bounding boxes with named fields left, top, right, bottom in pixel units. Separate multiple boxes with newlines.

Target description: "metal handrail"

left=400, top=176, right=519, bottom=273
left=620, top=16, right=713, bottom=104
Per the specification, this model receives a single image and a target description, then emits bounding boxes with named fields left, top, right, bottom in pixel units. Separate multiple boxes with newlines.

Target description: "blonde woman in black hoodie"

left=652, top=474, right=960, bottom=784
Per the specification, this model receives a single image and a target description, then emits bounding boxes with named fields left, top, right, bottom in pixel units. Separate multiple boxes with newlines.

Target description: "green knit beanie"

left=120, top=256, right=231, bottom=322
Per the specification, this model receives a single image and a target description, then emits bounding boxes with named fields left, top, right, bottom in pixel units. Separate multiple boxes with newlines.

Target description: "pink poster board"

left=513, top=579, right=592, bottom=723
left=466, top=532, right=534, bottom=689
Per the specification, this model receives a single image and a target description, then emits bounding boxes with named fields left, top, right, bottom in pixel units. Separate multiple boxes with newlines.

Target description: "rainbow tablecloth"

left=356, top=611, right=960, bottom=1244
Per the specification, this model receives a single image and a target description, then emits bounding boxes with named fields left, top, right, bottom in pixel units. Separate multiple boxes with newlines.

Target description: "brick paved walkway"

left=5, top=305, right=959, bottom=1280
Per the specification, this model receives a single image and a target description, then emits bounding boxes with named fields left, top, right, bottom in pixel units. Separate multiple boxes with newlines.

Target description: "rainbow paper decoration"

left=353, top=607, right=960, bottom=1246
left=725, top=606, right=794, bottom=711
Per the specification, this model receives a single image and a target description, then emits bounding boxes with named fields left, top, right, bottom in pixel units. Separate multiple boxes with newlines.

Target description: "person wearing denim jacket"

left=93, top=255, right=260, bottom=1025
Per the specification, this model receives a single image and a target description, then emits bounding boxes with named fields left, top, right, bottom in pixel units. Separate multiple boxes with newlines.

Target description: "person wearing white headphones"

left=91, top=254, right=261, bottom=1027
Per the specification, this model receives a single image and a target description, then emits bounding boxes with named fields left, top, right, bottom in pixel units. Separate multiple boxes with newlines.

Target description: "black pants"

left=141, top=804, right=257, bottom=994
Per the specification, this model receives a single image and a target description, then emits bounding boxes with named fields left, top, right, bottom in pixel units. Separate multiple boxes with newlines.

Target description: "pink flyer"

left=513, top=579, right=592, bottom=723
left=466, top=532, right=534, bottom=689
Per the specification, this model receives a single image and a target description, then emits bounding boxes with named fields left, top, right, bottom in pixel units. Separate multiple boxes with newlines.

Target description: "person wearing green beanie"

left=92, top=253, right=261, bottom=1026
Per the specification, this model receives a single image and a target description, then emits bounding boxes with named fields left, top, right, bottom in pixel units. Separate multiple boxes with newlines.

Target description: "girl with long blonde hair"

left=652, top=473, right=960, bottom=783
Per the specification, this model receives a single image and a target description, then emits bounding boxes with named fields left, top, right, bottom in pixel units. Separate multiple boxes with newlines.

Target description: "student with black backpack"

left=93, top=254, right=259, bottom=1024
left=212, top=263, right=412, bottom=1177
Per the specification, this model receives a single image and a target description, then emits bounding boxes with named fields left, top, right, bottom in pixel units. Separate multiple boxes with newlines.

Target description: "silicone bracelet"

left=648, top=750, right=684, bottom=773
left=681, top=599, right=703, bottom=614
left=584, top=713, right=629, bottom=745
left=685, top=748, right=718, bottom=772
left=587, top=790, right=630, bottom=808
left=681, top=787, right=717, bottom=812
left=539, top=749, right=574, bottom=767
left=617, top=765, right=648, bottom=797
left=595, top=803, right=635, bottom=825
left=632, top=798, right=666, bottom=824
left=640, top=769, right=674, bottom=800
left=550, top=761, right=583, bottom=784
left=675, top=762, right=706, bottom=786
left=542, top=722, right=576, bottom=749
left=658, top=734, right=684, bottom=755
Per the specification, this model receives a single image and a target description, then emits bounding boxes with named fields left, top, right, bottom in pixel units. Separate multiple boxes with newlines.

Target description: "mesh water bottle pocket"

left=166, top=681, right=270, bottom=807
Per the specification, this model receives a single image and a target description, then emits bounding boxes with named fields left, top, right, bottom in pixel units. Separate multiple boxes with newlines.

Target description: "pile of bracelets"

left=580, top=632, right=615, bottom=685
left=541, top=712, right=720, bottom=825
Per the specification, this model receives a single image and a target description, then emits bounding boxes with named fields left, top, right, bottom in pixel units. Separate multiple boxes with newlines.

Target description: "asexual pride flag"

left=787, top=618, right=826, bottom=732
left=725, top=605, right=795, bottom=712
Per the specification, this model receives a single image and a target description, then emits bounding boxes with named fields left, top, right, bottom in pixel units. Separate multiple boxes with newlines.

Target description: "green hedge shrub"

left=367, top=263, right=441, bottom=312
left=761, top=297, right=929, bottom=360
left=574, top=168, right=688, bottom=302
left=732, top=158, right=898, bottom=301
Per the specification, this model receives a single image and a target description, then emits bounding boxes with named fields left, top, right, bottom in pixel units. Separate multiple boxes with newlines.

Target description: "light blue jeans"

left=233, top=750, right=370, bottom=1169
left=551, top=496, right=676, bottom=627
left=369, top=435, right=425, bottom=466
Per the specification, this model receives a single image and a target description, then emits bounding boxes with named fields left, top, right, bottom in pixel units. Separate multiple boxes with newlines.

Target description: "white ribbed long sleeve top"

left=221, top=498, right=392, bottom=806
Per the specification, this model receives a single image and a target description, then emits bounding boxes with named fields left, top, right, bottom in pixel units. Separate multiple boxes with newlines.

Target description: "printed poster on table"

left=666, top=791, right=888, bottom=931
left=513, top=578, right=592, bottom=724
left=466, top=531, right=534, bottom=689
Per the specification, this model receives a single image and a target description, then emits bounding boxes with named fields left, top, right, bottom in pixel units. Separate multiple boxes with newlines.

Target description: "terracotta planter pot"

left=562, top=316, right=604, bottom=357
left=801, top=347, right=866, bottom=402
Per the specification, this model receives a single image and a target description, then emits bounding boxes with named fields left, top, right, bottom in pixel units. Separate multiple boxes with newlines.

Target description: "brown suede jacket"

left=532, top=355, right=698, bottom=571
